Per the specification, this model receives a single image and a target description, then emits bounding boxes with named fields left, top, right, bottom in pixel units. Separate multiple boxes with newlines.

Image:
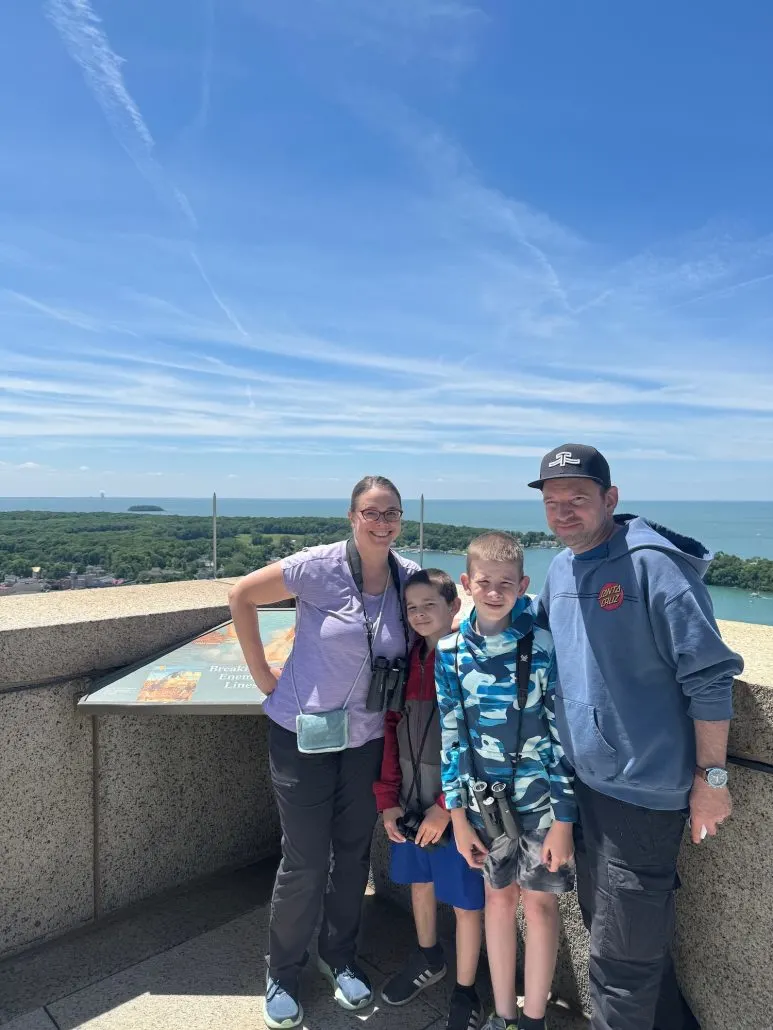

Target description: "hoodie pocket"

left=557, top=696, right=619, bottom=781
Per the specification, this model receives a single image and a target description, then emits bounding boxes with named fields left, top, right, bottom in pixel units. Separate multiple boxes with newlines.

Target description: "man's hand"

left=383, top=807, right=406, bottom=844
left=452, top=815, right=488, bottom=869
left=541, top=820, right=574, bottom=872
left=689, top=776, right=732, bottom=844
left=415, top=804, right=450, bottom=848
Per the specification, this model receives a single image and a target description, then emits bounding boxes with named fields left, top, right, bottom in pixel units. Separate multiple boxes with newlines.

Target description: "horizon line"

left=0, top=495, right=771, bottom=504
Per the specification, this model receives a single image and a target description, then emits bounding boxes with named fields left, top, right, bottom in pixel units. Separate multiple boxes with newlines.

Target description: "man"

left=529, top=444, right=743, bottom=1030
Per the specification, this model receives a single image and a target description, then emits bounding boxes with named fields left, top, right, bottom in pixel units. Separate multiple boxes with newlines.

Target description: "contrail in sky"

left=44, top=0, right=250, bottom=338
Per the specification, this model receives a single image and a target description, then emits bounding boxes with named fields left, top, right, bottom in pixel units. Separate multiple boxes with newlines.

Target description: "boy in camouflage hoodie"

left=436, top=534, right=576, bottom=1030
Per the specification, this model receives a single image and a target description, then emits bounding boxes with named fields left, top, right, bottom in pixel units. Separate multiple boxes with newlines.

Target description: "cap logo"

left=598, top=583, right=624, bottom=611
left=548, top=450, right=581, bottom=468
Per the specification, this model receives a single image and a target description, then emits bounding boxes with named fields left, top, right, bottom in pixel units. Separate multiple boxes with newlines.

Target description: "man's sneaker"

left=481, top=1017, right=518, bottom=1030
left=263, top=976, right=303, bottom=1029
left=381, top=949, right=447, bottom=1006
left=446, top=987, right=483, bottom=1029
left=317, top=957, right=374, bottom=1011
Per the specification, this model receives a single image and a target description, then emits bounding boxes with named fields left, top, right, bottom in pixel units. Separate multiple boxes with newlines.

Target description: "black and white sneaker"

left=380, top=950, right=447, bottom=1006
left=446, top=987, right=483, bottom=1030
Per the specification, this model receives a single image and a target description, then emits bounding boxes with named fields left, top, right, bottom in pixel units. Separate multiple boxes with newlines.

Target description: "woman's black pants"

left=267, top=720, right=384, bottom=985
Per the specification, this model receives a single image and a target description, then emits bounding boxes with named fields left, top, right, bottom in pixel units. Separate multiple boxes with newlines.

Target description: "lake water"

left=403, top=549, right=773, bottom=628
left=2, top=496, right=771, bottom=625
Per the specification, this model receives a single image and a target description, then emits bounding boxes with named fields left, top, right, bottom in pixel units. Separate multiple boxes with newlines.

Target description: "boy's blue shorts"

left=389, top=836, right=484, bottom=911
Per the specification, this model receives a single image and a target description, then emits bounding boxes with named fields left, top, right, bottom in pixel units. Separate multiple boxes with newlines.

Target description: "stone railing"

left=1, top=585, right=772, bottom=1030
left=0, top=581, right=279, bottom=957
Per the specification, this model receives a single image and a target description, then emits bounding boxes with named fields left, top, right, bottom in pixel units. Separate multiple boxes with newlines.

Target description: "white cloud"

left=4, top=18, right=772, bottom=497
left=44, top=0, right=194, bottom=226
left=244, top=0, right=485, bottom=65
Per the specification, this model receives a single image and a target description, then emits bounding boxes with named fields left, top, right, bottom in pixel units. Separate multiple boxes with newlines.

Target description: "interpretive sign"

left=78, top=609, right=296, bottom=714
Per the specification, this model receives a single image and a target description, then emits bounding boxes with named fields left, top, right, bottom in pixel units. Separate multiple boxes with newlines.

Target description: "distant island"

left=128, top=505, right=165, bottom=512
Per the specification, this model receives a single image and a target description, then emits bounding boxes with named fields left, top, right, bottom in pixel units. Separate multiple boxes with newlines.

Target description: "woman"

left=229, top=476, right=419, bottom=1030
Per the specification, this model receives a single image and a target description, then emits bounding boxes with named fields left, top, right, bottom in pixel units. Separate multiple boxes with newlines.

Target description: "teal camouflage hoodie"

left=435, top=596, right=576, bottom=833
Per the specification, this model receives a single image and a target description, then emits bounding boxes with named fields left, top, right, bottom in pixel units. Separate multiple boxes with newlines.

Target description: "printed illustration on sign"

left=193, top=623, right=243, bottom=664
left=138, top=669, right=202, bottom=703
left=264, top=626, right=295, bottom=670
left=598, top=582, right=624, bottom=611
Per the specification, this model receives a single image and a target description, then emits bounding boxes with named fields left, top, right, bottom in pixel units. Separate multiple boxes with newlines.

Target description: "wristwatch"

left=695, top=765, right=729, bottom=788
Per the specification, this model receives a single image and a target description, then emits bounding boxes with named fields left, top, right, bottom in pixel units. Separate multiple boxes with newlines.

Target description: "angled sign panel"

left=78, top=608, right=296, bottom=714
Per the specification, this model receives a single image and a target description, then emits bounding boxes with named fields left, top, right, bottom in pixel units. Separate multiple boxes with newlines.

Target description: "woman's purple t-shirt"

left=262, top=540, right=420, bottom=748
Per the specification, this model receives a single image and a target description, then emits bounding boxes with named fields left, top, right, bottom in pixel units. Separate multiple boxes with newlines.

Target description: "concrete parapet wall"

left=0, top=580, right=234, bottom=689
left=0, top=678, right=93, bottom=957
left=676, top=763, right=773, bottom=1030
left=0, top=582, right=280, bottom=959
left=94, top=713, right=277, bottom=916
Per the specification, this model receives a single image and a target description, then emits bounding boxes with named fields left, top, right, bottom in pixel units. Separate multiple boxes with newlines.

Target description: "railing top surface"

left=0, top=578, right=238, bottom=632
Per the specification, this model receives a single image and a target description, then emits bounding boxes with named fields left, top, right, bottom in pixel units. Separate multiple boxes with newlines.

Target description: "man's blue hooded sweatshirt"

left=539, top=515, right=744, bottom=811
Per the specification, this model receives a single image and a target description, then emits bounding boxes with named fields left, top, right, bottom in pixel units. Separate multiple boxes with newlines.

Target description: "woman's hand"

left=228, top=563, right=293, bottom=697
left=541, top=820, right=575, bottom=872
left=252, top=662, right=281, bottom=697
left=383, top=807, right=406, bottom=843
left=415, top=804, right=450, bottom=847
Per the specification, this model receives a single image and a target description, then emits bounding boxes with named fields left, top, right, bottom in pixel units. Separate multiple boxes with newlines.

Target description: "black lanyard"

left=403, top=649, right=437, bottom=810
left=453, top=628, right=534, bottom=784
left=346, top=538, right=410, bottom=670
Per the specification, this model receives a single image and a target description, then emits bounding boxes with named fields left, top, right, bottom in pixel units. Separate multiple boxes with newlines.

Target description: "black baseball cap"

left=528, top=443, right=612, bottom=490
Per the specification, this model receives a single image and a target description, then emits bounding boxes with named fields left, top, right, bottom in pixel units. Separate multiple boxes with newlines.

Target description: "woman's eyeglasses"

left=357, top=508, right=403, bottom=524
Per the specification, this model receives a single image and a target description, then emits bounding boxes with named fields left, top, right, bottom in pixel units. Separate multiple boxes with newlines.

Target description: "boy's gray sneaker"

left=317, top=956, right=374, bottom=1011
left=381, top=949, right=447, bottom=1005
left=263, top=975, right=303, bottom=1029
left=481, top=1017, right=518, bottom=1030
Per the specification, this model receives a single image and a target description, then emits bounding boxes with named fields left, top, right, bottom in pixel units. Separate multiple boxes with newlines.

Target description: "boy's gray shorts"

left=483, top=827, right=575, bottom=894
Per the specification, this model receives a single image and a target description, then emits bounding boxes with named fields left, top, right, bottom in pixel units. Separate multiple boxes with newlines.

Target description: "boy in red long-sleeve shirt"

left=374, top=569, right=484, bottom=1030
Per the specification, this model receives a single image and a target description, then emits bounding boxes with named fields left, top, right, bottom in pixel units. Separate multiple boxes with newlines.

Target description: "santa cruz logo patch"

left=598, top=582, right=624, bottom=611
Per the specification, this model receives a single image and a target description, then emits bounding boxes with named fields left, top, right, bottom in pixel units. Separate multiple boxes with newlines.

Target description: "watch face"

left=707, top=767, right=728, bottom=788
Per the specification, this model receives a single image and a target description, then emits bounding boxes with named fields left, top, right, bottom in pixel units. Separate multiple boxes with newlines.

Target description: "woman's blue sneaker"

left=317, top=957, right=374, bottom=1011
left=263, top=975, right=303, bottom=1029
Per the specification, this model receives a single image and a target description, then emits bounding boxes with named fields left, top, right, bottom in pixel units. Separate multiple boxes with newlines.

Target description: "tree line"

left=0, top=511, right=558, bottom=583
left=703, top=552, right=773, bottom=592
left=2, top=512, right=769, bottom=590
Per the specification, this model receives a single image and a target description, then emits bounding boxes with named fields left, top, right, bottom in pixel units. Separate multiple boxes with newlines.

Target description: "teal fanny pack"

left=296, top=710, right=350, bottom=754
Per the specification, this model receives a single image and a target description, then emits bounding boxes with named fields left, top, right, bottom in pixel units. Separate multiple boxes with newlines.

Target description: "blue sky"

left=1, top=1, right=772, bottom=500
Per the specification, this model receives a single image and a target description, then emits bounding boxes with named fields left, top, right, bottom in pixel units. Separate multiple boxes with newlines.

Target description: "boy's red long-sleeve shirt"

left=373, top=642, right=446, bottom=813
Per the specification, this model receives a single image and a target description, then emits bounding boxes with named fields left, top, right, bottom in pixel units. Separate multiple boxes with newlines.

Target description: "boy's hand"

left=415, top=804, right=450, bottom=847
left=541, top=820, right=574, bottom=872
left=382, top=807, right=406, bottom=843
left=452, top=813, right=488, bottom=869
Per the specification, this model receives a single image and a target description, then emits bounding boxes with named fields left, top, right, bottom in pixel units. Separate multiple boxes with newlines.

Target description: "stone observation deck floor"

left=0, top=858, right=587, bottom=1030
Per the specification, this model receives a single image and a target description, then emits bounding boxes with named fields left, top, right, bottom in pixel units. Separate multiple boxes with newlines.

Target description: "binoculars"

left=396, top=809, right=448, bottom=852
left=365, top=655, right=408, bottom=712
left=471, top=780, right=520, bottom=842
